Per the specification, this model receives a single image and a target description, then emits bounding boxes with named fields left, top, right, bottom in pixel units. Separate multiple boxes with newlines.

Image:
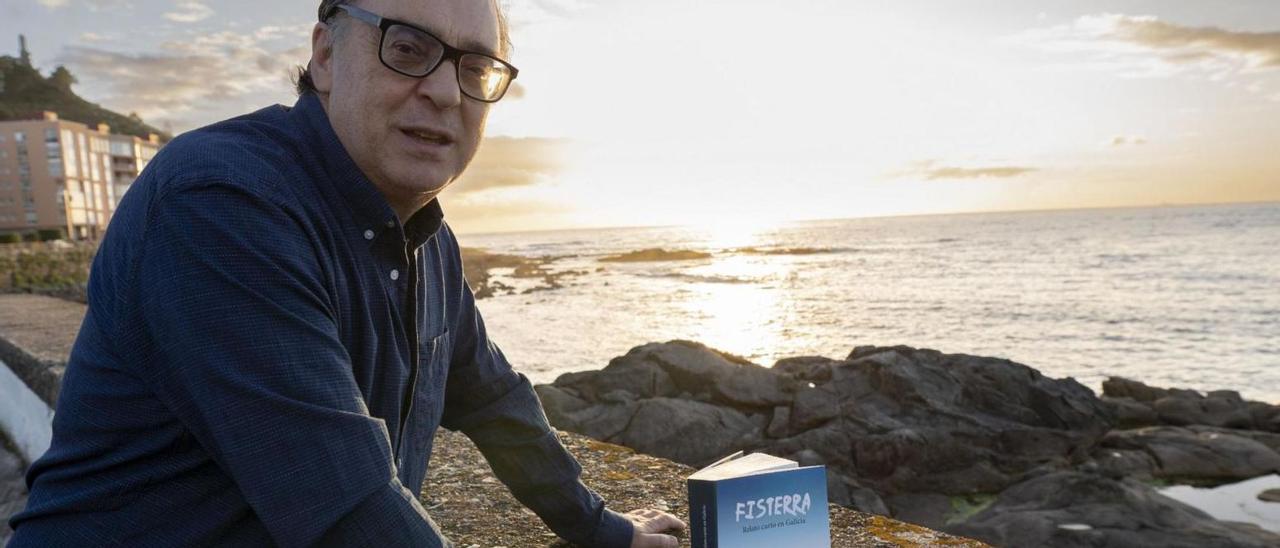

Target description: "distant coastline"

left=453, top=199, right=1280, bottom=238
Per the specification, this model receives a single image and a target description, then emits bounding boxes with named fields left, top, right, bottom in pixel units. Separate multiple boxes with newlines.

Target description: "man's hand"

left=626, top=508, right=687, bottom=548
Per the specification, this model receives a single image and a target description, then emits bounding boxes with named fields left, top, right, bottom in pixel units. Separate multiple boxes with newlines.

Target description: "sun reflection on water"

left=671, top=255, right=800, bottom=365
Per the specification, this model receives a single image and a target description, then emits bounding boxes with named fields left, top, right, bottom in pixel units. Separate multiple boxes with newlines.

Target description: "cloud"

left=452, top=137, right=568, bottom=193
left=893, top=160, right=1037, bottom=181
left=38, top=0, right=69, bottom=7
left=1105, top=15, right=1280, bottom=70
left=164, top=1, right=213, bottom=23
left=1110, top=135, right=1147, bottom=147
left=922, top=166, right=1038, bottom=180
left=56, top=28, right=309, bottom=130
left=1014, top=13, right=1280, bottom=77
left=86, top=0, right=133, bottom=10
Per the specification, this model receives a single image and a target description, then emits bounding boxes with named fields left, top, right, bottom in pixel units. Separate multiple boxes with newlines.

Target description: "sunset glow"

left=4, top=0, right=1278, bottom=233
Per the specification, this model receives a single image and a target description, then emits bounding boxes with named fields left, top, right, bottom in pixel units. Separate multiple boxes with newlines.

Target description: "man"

left=8, top=0, right=685, bottom=546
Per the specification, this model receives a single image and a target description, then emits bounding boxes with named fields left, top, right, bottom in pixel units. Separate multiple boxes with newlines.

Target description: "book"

left=687, top=451, right=830, bottom=548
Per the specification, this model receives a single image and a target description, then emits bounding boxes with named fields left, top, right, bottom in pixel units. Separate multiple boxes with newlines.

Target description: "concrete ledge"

left=428, top=429, right=987, bottom=547
left=0, top=359, right=52, bottom=464
left=0, top=294, right=83, bottom=408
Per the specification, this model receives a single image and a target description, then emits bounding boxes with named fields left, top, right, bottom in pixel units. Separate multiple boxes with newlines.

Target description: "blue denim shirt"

left=7, top=93, right=633, bottom=547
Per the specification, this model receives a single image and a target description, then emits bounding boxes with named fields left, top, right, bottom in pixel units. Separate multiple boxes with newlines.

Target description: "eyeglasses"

left=323, top=3, right=519, bottom=103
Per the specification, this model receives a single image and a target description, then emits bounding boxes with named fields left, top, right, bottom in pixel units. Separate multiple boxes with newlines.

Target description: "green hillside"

left=0, top=55, right=170, bottom=141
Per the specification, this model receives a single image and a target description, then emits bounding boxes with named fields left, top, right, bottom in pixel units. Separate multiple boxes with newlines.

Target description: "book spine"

left=688, top=479, right=718, bottom=548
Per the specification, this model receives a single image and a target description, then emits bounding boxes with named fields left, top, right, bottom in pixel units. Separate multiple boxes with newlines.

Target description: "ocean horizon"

left=457, top=201, right=1280, bottom=403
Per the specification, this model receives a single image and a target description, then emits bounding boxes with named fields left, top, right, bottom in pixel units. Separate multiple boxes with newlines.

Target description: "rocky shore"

left=460, top=247, right=591, bottom=299
left=0, top=294, right=984, bottom=547
left=537, top=340, right=1280, bottom=548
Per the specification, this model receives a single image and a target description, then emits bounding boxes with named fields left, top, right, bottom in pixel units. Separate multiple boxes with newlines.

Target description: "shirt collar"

left=289, top=92, right=445, bottom=250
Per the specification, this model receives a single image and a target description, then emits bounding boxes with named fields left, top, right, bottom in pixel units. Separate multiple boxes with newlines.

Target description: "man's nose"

left=416, top=59, right=462, bottom=109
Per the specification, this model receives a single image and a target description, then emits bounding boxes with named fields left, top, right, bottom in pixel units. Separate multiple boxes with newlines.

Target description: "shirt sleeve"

left=135, top=181, right=452, bottom=548
left=439, top=266, right=634, bottom=548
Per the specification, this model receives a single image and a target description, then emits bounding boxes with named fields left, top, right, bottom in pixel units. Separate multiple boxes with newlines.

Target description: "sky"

left=3, top=0, right=1279, bottom=234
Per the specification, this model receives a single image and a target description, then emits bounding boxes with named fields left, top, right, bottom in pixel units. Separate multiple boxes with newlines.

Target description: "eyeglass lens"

left=382, top=24, right=513, bottom=101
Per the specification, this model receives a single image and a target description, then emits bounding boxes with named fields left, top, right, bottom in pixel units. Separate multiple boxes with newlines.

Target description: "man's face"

left=312, top=0, right=500, bottom=213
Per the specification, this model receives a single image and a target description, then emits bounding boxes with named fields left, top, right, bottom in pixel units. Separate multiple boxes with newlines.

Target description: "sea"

left=457, top=202, right=1280, bottom=404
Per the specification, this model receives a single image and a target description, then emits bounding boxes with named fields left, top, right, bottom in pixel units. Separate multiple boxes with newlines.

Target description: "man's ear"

left=310, top=22, right=335, bottom=94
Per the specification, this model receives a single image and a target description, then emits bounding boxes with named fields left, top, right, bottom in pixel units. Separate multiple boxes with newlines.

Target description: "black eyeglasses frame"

left=323, top=3, right=519, bottom=103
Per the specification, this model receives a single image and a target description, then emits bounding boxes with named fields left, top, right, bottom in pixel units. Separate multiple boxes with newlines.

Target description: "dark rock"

left=827, top=472, right=890, bottom=516
left=772, top=422, right=855, bottom=471
left=1259, top=489, right=1280, bottom=503
left=765, top=406, right=790, bottom=438
left=1102, top=396, right=1160, bottom=428
left=540, top=341, right=1280, bottom=547
left=609, top=398, right=757, bottom=467
left=772, top=356, right=837, bottom=383
left=554, top=357, right=677, bottom=400
left=571, top=402, right=640, bottom=442
left=1086, top=448, right=1157, bottom=481
left=1103, top=376, right=1280, bottom=432
left=1186, top=425, right=1280, bottom=454
left=1249, top=401, right=1280, bottom=433
left=792, top=449, right=823, bottom=467
left=745, top=411, right=769, bottom=432
left=789, top=385, right=841, bottom=431
left=626, top=341, right=795, bottom=408
left=534, top=384, right=590, bottom=422
left=949, top=471, right=1280, bottom=548
left=548, top=341, right=1113, bottom=497
left=1103, top=377, right=1169, bottom=402
left=597, top=248, right=712, bottom=263
left=1154, top=392, right=1254, bottom=429
left=826, top=346, right=1111, bottom=494
left=600, top=389, right=638, bottom=405
left=885, top=492, right=954, bottom=531
left=1101, top=426, right=1280, bottom=483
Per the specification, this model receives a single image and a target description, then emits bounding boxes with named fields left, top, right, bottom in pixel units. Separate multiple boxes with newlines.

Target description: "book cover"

left=687, top=452, right=830, bottom=548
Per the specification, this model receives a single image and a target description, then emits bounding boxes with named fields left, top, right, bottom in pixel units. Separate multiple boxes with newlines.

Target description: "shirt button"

left=385, top=220, right=396, bottom=228
left=390, top=269, right=400, bottom=281
left=363, top=229, right=375, bottom=240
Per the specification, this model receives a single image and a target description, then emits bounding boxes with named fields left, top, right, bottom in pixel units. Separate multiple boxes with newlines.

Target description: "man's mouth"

left=402, top=128, right=454, bottom=146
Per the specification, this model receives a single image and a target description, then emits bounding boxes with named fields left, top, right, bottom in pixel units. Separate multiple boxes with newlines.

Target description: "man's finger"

left=636, top=512, right=687, bottom=534
left=635, top=533, right=679, bottom=548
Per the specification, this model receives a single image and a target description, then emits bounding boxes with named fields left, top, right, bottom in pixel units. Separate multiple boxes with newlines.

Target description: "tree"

left=48, top=65, right=77, bottom=91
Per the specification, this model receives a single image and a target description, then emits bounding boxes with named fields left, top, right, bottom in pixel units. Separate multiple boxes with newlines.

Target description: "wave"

left=724, top=246, right=848, bottom=256
left=640, top=272, right=758, bottom=285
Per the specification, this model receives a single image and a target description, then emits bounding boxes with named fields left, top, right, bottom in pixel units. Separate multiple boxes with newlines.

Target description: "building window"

left=77, top=134, right=88, bottom=178
left=44, top=128, right=58, bottom=143
left=14, top=132, right=25, bottom=143
left=26, top=212, right=38, bottom=225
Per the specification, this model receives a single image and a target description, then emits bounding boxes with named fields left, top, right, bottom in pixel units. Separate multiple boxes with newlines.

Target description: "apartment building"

left=109, top=132, right=161, bottom=206
left=0, top=113, right=159, bottom=240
